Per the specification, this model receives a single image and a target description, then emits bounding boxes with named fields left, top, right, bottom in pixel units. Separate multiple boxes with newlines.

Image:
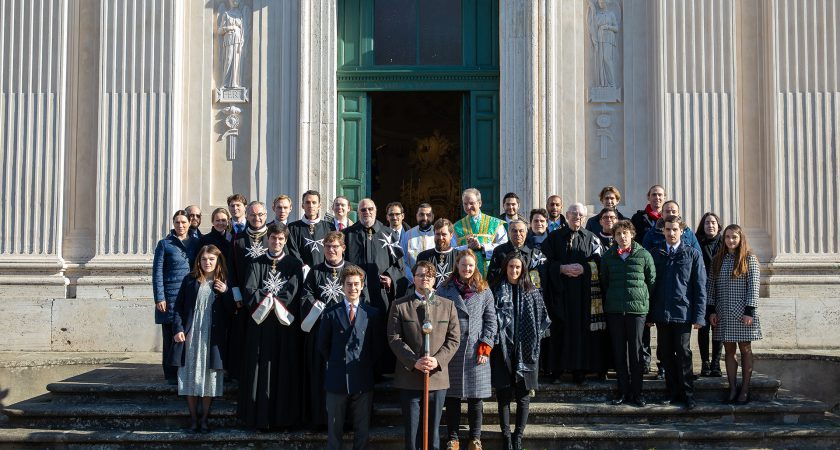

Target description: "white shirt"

left=667, top=242, right=682, bottom=254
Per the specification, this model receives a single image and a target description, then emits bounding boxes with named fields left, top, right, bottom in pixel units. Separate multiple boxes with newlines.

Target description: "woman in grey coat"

left=437, top=249, right=497, bottom=450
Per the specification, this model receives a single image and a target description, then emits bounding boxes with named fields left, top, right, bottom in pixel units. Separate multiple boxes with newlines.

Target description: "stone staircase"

left=2, top=362, right=839, bottom=449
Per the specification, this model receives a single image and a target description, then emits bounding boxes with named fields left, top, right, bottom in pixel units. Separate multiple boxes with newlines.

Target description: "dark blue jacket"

left=649, top=243, right=707, bottom=326
left=152, top=232, right=200, bottom=324
left=169, top=276, right=235, bottom=369
left=317, top=301, right=381, bottom=395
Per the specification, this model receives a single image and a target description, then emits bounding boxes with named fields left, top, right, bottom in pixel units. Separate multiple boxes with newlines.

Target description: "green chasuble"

left=454, top=213, right=504, bottom=276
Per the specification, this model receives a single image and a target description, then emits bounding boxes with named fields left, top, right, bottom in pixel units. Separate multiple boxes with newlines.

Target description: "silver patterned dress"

left=178, top=282, right=224, bottom=397
left=708, top=253, right=762, bottom=342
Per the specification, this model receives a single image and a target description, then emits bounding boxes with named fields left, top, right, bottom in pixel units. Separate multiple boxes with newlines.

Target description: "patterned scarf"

left=453, top=277, right=475, bottom=300
left=587, top=261, right=607, bottom=331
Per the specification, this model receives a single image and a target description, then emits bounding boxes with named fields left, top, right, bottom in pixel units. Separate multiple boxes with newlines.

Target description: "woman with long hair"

left=152, top=210, right=200, bottom=384
left=437, top=249, right=497, bottom=450
left=708, top=225, right=762, bottom=404
left=695, top=212, right=724, bottom=377
left=490, top=253, right=550, bottom=450
left=170, top=245, right=235, bottom=432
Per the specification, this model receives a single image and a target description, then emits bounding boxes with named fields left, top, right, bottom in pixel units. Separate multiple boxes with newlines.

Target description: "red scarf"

left=645, top=204, right=662, bottom=221
left=617, top=247, right=632, bottom=256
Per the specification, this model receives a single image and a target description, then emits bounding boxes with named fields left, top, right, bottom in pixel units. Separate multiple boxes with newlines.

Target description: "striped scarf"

left=588, top=261, right=607, bottom=331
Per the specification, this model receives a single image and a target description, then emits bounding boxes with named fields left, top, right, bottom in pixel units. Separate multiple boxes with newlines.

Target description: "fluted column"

left=0, top=0, right=70, bottom=297
left=655, top=0, right=741, bottom=226
left=502, top=0, right=588, bottom=212
left=297, top=0, right=337, bottom=205
left=763, top=0, right=840, bottom=295
left=76, top=0, right=183, bottom=298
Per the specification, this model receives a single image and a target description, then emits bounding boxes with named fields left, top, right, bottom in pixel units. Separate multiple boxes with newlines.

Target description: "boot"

left=446, top=439, right=460, bottom=450
left=710, top=344, right=723, bottom=377
left=501, top=435, right=512, bottom=450
left=700, top=361, right=711, bottom=377
left=513, top=433, right=523, bottom=450
left=467, top=438, right=482, bottom=450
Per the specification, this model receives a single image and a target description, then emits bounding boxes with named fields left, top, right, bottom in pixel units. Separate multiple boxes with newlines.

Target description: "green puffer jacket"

left=600, top=241, right=656, bottom=314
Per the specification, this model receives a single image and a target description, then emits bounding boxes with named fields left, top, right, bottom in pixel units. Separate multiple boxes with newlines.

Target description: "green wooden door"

left=336, top=92, right=369, bottom=219
left=463, top=91, right=500, bottom=213
left=336, top=0, right=499, bottom=212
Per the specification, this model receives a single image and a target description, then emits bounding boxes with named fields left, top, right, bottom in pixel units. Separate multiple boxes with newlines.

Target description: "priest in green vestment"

left=453, top=188, right=508, bottom=276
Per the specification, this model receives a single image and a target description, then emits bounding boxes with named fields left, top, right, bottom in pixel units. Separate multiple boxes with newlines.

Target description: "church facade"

left=1, top=0, right=838, bottom=351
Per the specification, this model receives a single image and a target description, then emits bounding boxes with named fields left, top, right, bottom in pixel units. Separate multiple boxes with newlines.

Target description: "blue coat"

left=649, top=243, right=707, bottom=326
left=169, top=276, right=235, bottom=369
left=318, top=301, right=381, bottom=395
left=152, top=232, right=200, bottom=324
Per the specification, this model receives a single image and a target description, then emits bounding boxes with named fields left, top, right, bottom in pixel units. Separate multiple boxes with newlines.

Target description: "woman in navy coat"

left=170, top=244, right=235, bottom=432
left=152, top=210, right=200, bottom=383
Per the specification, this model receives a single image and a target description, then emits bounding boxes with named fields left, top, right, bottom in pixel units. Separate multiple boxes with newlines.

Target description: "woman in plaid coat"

left=437, top=249, right=497, bottom=450
left=708, top=224, right=762, bottom=405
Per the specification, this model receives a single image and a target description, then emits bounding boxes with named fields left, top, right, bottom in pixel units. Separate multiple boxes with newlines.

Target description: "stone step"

left=44, top=363, right=782, bottom=403
left=2, top=422, right=840, bottom=449
left=3, top=393, right=827, bottom=430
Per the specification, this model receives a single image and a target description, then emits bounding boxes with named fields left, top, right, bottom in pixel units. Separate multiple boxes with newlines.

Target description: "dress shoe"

left=686, top=398, right=697, bottom=410
left=610, top=395, right=625, bottom=406
left=632, top=395, right=647, bottom=407
left=199, top=421, right=211, bottom=434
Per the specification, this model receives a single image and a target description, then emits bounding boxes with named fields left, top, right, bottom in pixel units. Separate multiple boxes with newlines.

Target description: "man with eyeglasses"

left=343, top=198, right=408, bottom=375
left=542, top=203, right=609, bottom=384
left=386, top=202, right=409, bottom=244
left=185, top=205, right=203, bottom=240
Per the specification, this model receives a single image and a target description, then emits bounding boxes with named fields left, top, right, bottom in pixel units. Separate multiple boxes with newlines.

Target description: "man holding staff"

left=388, top=261, right=460, bottom=450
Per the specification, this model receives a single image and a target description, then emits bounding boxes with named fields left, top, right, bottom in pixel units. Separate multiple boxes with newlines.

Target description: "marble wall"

left=0, top=0, right=838, bottom=351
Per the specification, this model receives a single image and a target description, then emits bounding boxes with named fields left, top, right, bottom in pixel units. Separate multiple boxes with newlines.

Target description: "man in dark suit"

left=318, top=264, right=381, bottom=450
left=388, top=261, right=460, bottom=450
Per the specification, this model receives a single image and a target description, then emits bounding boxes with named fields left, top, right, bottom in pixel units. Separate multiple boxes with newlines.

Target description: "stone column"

left=0, top=0, right=70, bottom=297
left=762, top=0, right=840, bottom=296
left=298, top=0, right=337, bottom=206
left=76, top=0, right=184, bottom=298
left=654, top=0, right=741, bottom=227
left=500, top=0, right=588, bottom=212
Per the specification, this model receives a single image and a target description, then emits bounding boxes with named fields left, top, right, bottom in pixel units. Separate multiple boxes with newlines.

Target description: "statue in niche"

left=217, top=0, right=247, bottom=89
left=588, top=0, right=621, bottom=89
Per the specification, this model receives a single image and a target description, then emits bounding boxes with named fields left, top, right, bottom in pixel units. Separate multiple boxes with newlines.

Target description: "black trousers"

left=496, top=379, right=531, bottom=437
left=160, top=323, right=177, bottom=381
left=445, top=397, right=483, bottom=440
left=607, top=313, right=646, bottom=399
left=697, top=318, right=722, bottom=363
left=400, top=389, right=447, bottom=450
left=656, top=322, right=695, bottom=399
left=325, top=390, right=373, bottom=450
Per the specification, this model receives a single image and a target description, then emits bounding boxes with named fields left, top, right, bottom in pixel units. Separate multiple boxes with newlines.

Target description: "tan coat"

left=388, top=292, right=460, bottom=391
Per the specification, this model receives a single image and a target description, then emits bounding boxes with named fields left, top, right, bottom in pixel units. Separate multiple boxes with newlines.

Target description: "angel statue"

left=217, top=0, right=249, bottom=88
left=588, top=0, right=621, bottom=88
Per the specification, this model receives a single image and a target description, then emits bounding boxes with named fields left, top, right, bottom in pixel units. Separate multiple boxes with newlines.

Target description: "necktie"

left=338, top=222, right=344, bottom=231
left=668, top=246, right=676, bottom=256
left=349, top=304, right=356, bottom=324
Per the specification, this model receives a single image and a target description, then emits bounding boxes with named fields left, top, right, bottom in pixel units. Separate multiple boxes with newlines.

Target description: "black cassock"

left=287, top=219, right=334, bottom=268
left=299, top=260, right=370, bottom=427
left=415, top=247, right=456, bottom=289
left=239, top=252, right=305, bottom=429
left=343, top=220, right=407, bottom=374
left=542, top=227, right=610, bottom=375
left=226, top=227, right=269, bottom=379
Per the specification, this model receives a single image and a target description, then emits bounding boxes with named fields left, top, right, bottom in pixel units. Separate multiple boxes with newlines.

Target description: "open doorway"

left=370, top=91, right=462, bottom=226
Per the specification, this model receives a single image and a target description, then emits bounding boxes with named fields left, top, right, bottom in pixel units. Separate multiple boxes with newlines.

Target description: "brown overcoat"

left=387, top=292, right=460, bottom=391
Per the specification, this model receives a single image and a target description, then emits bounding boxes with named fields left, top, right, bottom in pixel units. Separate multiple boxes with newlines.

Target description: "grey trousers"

left=325, top=390, right=373, bottom=450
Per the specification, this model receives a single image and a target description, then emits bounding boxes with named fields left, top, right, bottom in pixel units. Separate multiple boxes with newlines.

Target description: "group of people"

left=151, top=185, right=762, bottom=450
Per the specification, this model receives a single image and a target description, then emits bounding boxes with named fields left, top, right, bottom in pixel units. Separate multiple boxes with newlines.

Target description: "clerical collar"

left=435, top=247, right=454, bottom=254
left=267, top=250, right=284, bottom=261
left=600, top=232, right=612, bottom=239
left=325, top=260, right=345, bottom=269
left=247, top=225, right=267, bottom=236
left=302, top=216, right=320, bottom=225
